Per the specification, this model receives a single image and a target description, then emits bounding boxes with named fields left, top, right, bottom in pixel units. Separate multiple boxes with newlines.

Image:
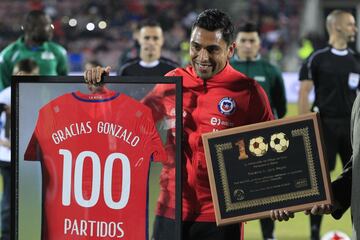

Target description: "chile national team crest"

left=218, top=97, right=236, bottom=115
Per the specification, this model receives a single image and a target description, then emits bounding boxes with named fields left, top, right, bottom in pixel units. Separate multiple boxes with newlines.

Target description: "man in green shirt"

left=230, top=22, right=287, bottom=119
left=0, top=10, right=68, bottom=89
left=230, top=21, right=287, bottom=240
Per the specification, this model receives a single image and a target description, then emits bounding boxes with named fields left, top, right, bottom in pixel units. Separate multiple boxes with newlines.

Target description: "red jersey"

left=25, top=89, right=166, bottom=240
left=143, top=63, right=273, bottom=222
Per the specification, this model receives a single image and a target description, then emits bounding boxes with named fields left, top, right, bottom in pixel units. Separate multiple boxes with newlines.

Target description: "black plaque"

left=202, top=113, right=332, bottom=226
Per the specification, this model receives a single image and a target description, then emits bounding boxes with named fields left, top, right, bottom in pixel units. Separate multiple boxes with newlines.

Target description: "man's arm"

left=298, top=80, right=313, bottom=114
left=0, top=53, right=12, bottom=90
left=57, top=50, right=69, bottom=76
left=331, top=159, right=352, bottom=219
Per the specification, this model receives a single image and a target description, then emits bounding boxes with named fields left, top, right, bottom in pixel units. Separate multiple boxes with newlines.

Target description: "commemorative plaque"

left=202, top=113, right=332, bottom=226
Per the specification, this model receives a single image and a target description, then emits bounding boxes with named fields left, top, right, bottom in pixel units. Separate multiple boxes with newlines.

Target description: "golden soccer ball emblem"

left=249, top=136, right=268, bottom=157
left=270, top=132, right=289, bottom=153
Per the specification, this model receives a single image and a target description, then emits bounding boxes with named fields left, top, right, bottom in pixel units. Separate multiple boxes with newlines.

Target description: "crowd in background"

left=0, top=0, right=304, bottom=72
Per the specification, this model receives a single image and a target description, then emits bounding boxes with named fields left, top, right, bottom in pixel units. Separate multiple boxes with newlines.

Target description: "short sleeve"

left=299, top=56, right=314, bottom=81
left=24, top=111, right=43, bottom=161
left=24, top=131, right=41, bottom=161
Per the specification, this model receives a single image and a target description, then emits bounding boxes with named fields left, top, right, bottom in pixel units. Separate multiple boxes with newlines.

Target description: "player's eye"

left=206, top=46, right=220, bottom=54
left=191, top=43, right=201, bottom=51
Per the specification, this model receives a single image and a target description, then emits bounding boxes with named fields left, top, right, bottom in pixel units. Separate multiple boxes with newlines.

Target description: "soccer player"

left=0, top=10, right=68, bottom=90
left=298, top=10, right=359, bottom=240
left=85, top=9, right=274, bottom=240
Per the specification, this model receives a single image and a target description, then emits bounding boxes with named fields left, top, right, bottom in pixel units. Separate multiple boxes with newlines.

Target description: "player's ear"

left=228, top=42, right=236, bottom=59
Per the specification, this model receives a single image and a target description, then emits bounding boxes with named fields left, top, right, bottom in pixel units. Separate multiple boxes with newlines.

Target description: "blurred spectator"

left=0, top=9, right=68, bottom=90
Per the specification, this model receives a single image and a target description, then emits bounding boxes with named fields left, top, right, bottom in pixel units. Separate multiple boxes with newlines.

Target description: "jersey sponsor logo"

left=348, top=73, right=360, bottom=89
left=41, top=51, right=55, bottom=60
left=218, top=97, right=236, bottom=115
left=210, top=117, right=234, bottom=127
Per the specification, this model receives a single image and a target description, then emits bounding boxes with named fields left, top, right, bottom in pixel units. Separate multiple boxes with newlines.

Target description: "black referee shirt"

left=118, top=57, right=178, bottom=76
left=299, top=46, right=360, bottom=118
left=117, top=57, right=178, bottom=99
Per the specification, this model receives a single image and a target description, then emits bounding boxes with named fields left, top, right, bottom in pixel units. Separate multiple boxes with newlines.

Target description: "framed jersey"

left=12, top=76, right=182, bottom=240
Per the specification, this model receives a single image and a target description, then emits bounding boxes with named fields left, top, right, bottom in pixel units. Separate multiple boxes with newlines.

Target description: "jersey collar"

left=72, top=88, right=120, bottom=102
left=18, top=37, right=46, bottom=51
left=330, top=48, right=349, bottom=56
left=233, top=54, right=261, bottom=62
left=139, top=60, right=160, bottom=68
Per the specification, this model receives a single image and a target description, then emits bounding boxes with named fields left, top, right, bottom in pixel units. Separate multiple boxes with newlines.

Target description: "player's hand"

left=270, top=209, right=294, bottom=221
left=0, top=139, right=10, bottom=148
left=84, top=66, right=111, bottom=85
left=304, top=204, right=332, bottom=215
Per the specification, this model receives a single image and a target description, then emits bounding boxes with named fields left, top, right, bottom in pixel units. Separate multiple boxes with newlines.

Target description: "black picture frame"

left=11, top=76, right=183, bottom=240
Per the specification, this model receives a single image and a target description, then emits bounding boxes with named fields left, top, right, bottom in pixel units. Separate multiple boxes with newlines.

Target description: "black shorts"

left=152, top=215, right=242, bottom=240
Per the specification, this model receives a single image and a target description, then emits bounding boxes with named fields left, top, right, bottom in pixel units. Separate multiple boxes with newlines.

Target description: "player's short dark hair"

left=237, top=21, right=259, bottom=34
left=15, top=59, right=39, bottom=73
left=191, top=9, right=235, bottom=45
left=24, top=10, right=47, bottom=25
left=138, top=18, right=161, bottom=30
left=22, top=10, right=50, bottom=34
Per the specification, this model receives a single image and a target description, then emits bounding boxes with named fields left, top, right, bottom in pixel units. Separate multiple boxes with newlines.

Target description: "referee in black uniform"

left=298, top=10, right=359, bottom=240
left=118, top=19, right=178, bottom=76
